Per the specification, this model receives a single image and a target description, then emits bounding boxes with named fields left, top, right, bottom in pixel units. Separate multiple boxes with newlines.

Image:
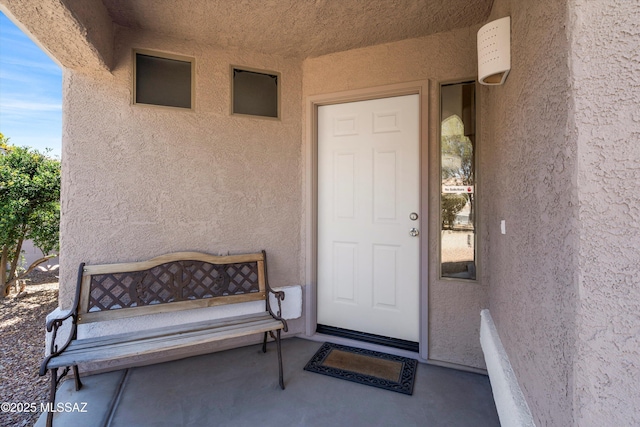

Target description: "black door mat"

left=303, top=342, right=417, bottom=395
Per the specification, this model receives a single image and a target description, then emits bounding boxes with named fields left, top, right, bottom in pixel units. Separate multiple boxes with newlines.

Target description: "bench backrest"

left=76, top=252, right=268, bottom=324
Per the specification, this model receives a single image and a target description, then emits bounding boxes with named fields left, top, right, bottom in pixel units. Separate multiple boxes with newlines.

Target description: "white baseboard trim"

left=480, top=309, right=536, bottom=427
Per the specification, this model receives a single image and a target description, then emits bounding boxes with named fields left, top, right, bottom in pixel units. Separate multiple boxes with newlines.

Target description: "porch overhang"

left=1, top=0, right=493, bottom=66
left=0, top=0, right=112, bottom=72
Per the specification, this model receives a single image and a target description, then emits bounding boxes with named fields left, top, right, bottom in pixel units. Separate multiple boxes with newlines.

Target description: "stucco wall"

left=20, top=240, right=59, bottom=269
left=481, top=0, right=576, bottom=425
left=570, top=1, right=640, bottom=425
left=59, top=26, right=304, bottom=334
left=303, top=26, right=489, bottom=369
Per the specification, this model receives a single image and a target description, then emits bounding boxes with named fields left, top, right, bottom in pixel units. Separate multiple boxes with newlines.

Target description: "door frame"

left=304, top=81, right=430, bottom=362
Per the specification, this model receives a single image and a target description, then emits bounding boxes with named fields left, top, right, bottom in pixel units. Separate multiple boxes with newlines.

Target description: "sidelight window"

left=440, top=81, right=476, bottom=280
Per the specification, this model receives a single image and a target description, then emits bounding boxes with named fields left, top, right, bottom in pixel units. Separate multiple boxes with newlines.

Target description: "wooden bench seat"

left=47, top=312, right=284, bottom=368
left=40, top=251, right=287, bottom=427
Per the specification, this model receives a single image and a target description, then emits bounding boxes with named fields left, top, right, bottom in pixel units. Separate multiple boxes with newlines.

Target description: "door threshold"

left=300, top=332, right=426, bottom=363
left=316, top=325, right=419, bottom=352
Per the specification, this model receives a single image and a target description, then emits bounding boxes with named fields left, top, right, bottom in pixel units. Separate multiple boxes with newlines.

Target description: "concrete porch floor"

left=36, top=338, right=499, bottom=427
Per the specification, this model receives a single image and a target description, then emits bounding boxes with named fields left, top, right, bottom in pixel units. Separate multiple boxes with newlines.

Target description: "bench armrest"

left=39, top=311, right=79, bottom=376
left=39, top=263, right=85, bottom=376
left=262, top=251, right=288, bottom=332
left=267, top=288, right=288, bottom=332
left=45, top=308, right=74, bottom=332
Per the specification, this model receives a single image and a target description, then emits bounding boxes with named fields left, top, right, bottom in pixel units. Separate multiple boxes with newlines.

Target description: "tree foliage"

left=441, top=194, right=468, bottom=229
left=0, top=133, right=60, bottom=296
left=441, top=116, right=474, bottom=228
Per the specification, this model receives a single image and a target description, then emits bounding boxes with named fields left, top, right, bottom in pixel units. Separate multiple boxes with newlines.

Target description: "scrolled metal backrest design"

left=87, top=260, right=260, bottom=312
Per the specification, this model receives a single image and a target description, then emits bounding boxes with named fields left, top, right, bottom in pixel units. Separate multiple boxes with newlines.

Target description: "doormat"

left=303, top=342, right=417, bottom=395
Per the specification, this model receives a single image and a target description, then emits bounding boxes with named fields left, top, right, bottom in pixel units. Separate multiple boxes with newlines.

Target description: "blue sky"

left=0, top=11, right=62, bottom=158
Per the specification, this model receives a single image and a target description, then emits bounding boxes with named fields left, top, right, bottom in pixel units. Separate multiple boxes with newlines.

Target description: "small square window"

left=232, top=67, right=279, bottom=118
left=134, top=50, right=194, bottom=109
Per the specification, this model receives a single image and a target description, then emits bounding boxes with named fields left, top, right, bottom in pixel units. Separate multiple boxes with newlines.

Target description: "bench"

left=39, top=250, right=288, bottom=427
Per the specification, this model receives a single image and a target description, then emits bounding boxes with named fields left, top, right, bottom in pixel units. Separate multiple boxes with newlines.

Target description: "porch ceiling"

left=101, top=0, right=493, bottom=57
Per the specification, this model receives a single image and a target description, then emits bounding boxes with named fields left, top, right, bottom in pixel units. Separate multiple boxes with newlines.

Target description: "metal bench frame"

left=39, top=250, right=287, bottom=427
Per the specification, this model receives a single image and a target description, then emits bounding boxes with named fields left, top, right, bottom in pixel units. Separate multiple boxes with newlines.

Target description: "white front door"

left=317, top=94, right=420, bottom=343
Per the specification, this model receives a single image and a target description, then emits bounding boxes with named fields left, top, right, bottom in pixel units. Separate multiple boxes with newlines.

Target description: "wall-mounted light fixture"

left=478, top=16, right=511, bottom=85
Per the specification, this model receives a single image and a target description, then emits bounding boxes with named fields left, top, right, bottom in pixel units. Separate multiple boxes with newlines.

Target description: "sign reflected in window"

left=440, top=82, right=476, bottom=280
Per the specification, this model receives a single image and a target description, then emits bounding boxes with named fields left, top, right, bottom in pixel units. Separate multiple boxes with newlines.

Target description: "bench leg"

left=46, top=368, right=58, bottom=427
left=262, top=332, right=268, bottom=353
left=73, top=365, right=83, bottom=391
left=276, top=329, right=284, bottom=390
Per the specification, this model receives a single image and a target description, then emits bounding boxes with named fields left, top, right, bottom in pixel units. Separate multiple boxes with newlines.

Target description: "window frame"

left=132, top=48, right=196, bottom=111
left=438, top=79, right=479, bottom=282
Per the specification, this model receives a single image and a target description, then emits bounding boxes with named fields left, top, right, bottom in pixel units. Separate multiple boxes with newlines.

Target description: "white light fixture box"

left=478, top=16, right=511, bottom=85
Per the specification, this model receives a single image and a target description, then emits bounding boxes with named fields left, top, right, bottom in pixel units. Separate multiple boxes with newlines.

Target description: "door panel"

left=317, top=94, right=420, bottom=343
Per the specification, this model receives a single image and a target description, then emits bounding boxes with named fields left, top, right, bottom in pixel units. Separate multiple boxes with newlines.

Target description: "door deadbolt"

left=409, top=228, right=420, bottom=237
left=409, top=212, right=419, bottom=221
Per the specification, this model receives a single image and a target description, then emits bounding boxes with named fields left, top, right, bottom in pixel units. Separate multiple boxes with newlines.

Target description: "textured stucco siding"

left=481, top=0, right=576, bottom=426
left=59, top=26, right=304, bottom=333
left=0, top=0, right=112, bottom=70
left=303, top=26, right=489, bottom=370
left=101, top=0, right=492, bottom=59
left=570, top=1, right=640, bottom=425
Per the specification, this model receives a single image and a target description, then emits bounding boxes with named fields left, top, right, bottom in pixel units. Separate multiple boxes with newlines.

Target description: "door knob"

left=409, top=228, right=419, bottom=237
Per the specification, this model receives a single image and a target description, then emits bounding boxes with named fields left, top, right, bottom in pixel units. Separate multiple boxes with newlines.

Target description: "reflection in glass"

left=440, top=82, right=476, bottom=280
